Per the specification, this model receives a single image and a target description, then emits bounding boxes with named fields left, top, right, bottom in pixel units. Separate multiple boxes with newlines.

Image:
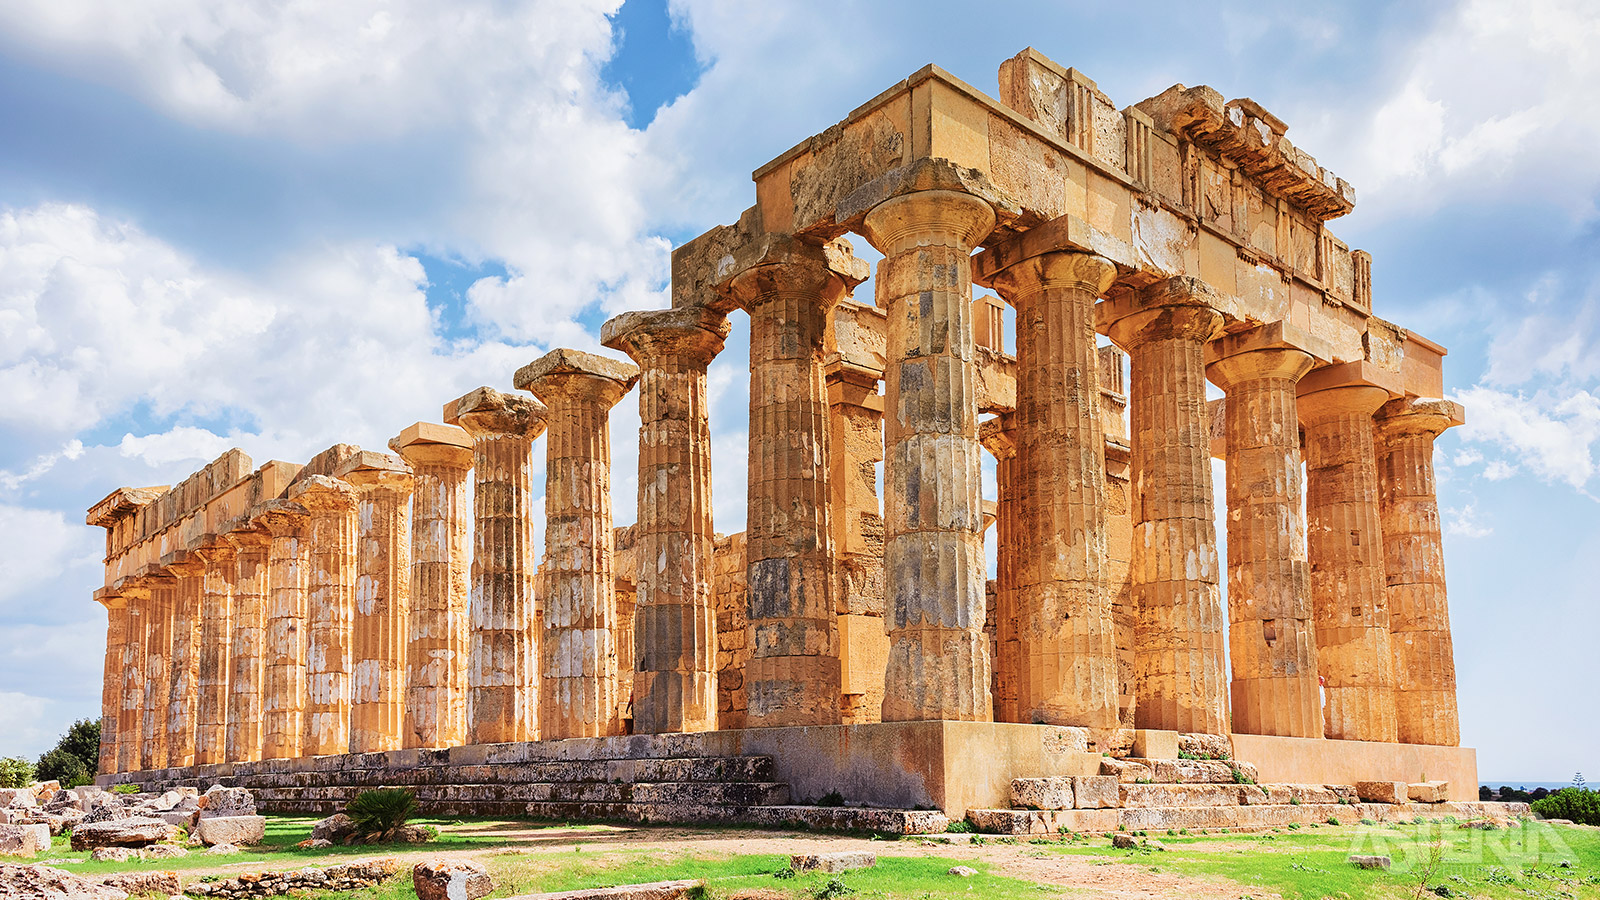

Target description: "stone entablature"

left=89, top=48, right=1466, bottom=784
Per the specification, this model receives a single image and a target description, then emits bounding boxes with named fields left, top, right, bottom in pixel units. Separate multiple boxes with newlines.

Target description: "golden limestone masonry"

left=88, top=48, right=1512, bottom=835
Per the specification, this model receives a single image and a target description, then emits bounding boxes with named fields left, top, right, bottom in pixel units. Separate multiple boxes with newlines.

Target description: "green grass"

left=1044, top=821, right=1600, bottom=900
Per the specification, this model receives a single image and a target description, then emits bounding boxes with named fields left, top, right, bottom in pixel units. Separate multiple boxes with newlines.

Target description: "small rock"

left=412, top=860, right=493, bottom=900
left=138, top=845, right=188, bottom=861
left=947, top=866, right=977, bottom=878
left=1112, top=833, right=1137, bottom=849
left=0, top=863, right=129, bottom=899
left=296, top=838, right=333, bottom=849
left=310, top=813, right=356, bottom=844
left=1349, top=855, right=1392, bottom=870
left=790, top=852, right=875, bottom=874
left=391, top=824, right=433, bottom=844
left=0, top=824, right=52, bottom=858
left=101, top=872, right=180, bottom=897
left=88, top=848, right=134, bottom=863
left=205, top=843, right=241, bottom=856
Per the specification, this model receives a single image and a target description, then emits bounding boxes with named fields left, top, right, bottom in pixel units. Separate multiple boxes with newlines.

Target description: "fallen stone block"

left=966, top=808, right=1038, bottom=835
left=1099, top=758, right=1153, bottom=784
left=0, top=790, right=36, bottom=810
left=0, top=863, right=129, bottom=899
left=195, top=815, right=265, bottom=847
left=1132, top=730, right=1179, bottom=760
left=414, top=860, right=494, bottom=900
left=1070, top=776, right=1117, bottom=809
left=69, top=817, right=180, bottom=851
left=139, top=844, right=187, bottom=860
left=791, top=851, right=875, bottom=874
left=1408, top=781, right=1449, bottom=803
left=1179, top=733, right=1232, bottom=759
left=1349, top=855, right=1391, bottom=870
left=0, top=824, right=51, bottom=858
left=947, top=865, right=977, bottom=877
left=1011, top=777, right=1073, bottom=810
left=512, top=880, right=703, bottom=900
left=1355, top=782, right=1409, bottom=804
left=199, top=785, right=257, bottom=818
left=101, top=871, right=180, bottom=897
left=1112, top=832, right=1137, bottom=848
left=89, top=848, right=134, bottom=862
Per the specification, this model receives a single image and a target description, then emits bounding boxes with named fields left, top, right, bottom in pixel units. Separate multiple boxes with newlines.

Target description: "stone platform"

left=100, top=723, right=1486, bottom=831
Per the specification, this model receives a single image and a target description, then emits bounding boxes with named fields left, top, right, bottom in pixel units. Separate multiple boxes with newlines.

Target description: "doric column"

left=723, top=236, right=866, bottom=727
left=390, top=422, right=475, bottom=749
left=446, top=387, right=547, bottom=744
left=860, top=189, right=997, bottom=723
left=1205, top=326, right=1322, bottom=738
left=1374, top=397, right=1464, bottom=746
left=164, top=553, right=204, bottom=767
left=290, top=475, right=359, bottom=756
left=141, top=574, right=174, bottom=770
left=979, top=415, right=1020, bottom=723
left=336, top=452, right=415, bottom=754
left=1299, top=366, right=1399, bottom=743
left=602, top=307, right=729, bottom=735
left=225, top=529, right=271, bottom=763
left=95, top=595, right=127, bottom=774
left=515, top=349, right=639, bottom=739
left=193, top=543, right=235, bottom=765
left=117, top=580, right=150, bottom=773
left=258, top=502, right=309, bottom=760
left=1103, top=277, right=1229, bottom=736
left=988, top=251, right=1118, bottom=728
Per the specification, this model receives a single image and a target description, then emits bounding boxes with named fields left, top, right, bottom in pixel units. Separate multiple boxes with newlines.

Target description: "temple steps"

left=966, top=800, right=1523, bottom=835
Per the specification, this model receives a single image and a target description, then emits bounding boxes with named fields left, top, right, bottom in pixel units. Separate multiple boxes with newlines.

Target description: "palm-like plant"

left=345, top=788, right=419, bottom=842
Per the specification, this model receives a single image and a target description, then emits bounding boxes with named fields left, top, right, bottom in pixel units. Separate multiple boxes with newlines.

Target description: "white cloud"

left=0, top=440, right=83, bottom=491
left=0, top=504, right=99, bottom=609
left=1452, top=385, right=1600, bottom=491
left=1445, top=502, right=1492, bottom=539
left=0, top=692, right=53, bottom=759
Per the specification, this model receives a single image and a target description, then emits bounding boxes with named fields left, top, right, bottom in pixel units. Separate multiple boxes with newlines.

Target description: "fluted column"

left=141, top=575, right=173, bottom=770
left=259, top=503, right=309, bottom=760
left=225, top=530, right=270, bottom=763
left=165, top=554, right=204, bottom=767
left=118, top=581, right=149, bottom=773
left=291, top=475, right=359, bottom=756
left=860, top=189, right=997, bottom=722
left=1104, top=278, right=1229, bottom=736
left=516, top=350, right=639, bottom=739
left=391, top=423, right=475, bottom=749
left=96, top=596, right=126, bottom=774
left=1299, top=374, right=1399, bottom=742
left=723, top=237, right=865, bottom=727
left=990, top=251, right=1118, bottom=728
left=337, top=453, right=414, bottom=753
left=1374, top=397, right=1464, bottom=746
left=193, top=544, right=235, bottom=765
left=1206, top=332, right=1322, bottom=738
left=979, top=415, right=1020, bottom=723
left=603, top=307, right=729, bottom=735
left=447, top=387, right=547, bottom=744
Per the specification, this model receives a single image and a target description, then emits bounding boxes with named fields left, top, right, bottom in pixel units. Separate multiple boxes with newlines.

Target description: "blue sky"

left=1, top=0, right=1595, bottom=781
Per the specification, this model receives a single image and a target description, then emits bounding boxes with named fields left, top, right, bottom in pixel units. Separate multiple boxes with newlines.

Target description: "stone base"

left=98, top=724, right=1482, bottom=822
left=967, top=800, right=1531, bottom=835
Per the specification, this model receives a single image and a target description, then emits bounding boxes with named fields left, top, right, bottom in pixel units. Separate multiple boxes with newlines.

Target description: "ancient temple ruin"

left=87, top=49, right=1497, bottom=832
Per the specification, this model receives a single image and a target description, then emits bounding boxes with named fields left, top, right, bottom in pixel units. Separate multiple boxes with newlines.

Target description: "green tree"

left=34, top=718, right=101, bottom=788
left=0, top=757, right=33, bottom=788
left=34, top=748, right=90, bottom=788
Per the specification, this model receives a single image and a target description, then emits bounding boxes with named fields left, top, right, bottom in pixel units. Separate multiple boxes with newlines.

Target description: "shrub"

left=35, top=749, right=90, bottom=789
left=345, top=788, right=419, bottom=840
left=111, top=783, right=140, bottom=794
left=0, top=757, right=34, bottom=788
left=1531, top=789, right=1600, bottom=826
left=811, top=877, right=854, bottom=899
left=817, top=790, right=845, bottom=808
left=945, top=820, right=973, bottom=833
left=772, top=865, right=796, bottom=880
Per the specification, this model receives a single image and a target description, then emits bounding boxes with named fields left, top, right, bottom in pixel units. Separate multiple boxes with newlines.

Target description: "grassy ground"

left=32, top=814, right=1600, bottom=899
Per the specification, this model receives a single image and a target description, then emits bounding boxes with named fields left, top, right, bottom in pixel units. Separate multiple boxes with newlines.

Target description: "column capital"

left=161, top=549, right=205, bottom=577
left=86, top=486, right=166, bottom=529
left=514, top=348, right=640, bottom=410
left=287, top=474, right=359, bottom=513
left=192, top=541, right=237, bottom=566
left=1100, top=276, right=1227, bottom=350
left=978, top=413, right=1018, bottom=458
left=224, top=525, right=273, bottom=552
left=251, top=499, right=308, bottom=537
left=988, top=251, right=1117, bottom=306
left=861, top=189, right=996, bottom=256
left=110, top=575, right=154, bottom=603
left=719, top=235, right=868, bottom=313
left=444, top=386, right=548, bottom=440
left=602, top=306, right=730, bottom=369
left=839, top=157, right=1019, bottom=246
left=1206, top=322, right=1323, bottom=391
left=1296, top=361, right=1403, bottom=425
left=389, top=421, right=475, bottom=471
left=334, top=450, right=415, bottom=492
left=1374, top=396, right=1466, bottom=437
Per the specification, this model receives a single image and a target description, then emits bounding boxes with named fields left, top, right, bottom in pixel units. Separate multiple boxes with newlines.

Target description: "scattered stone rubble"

left=412, top=860, right=494, bottom=900
left=188, top=858, right=401, bottom=898
left=0, top=864, right=129, bottom=900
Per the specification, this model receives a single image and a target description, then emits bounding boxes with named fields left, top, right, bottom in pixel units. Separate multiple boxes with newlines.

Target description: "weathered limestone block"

left=723, top=235, right=867, bottom=727
left=391, top=423, right=475, bottom=750
left=1299, top=373, right=1399, bottom=743
left=194, top=815, right=265, bottom=846
left=69, top=817, right=179, bottom=851
left=713, top=533, right=750, bottom=729
left=163, top=553, right=204, bottom=768
left=290, top=474, right=360, bottom=757
left=337, top=451, right=415, bottom=754
left=603, top=308, right=731, bottom=736
left=979, top=417, right=1020, bottom=723
left=1104, top=278, right=1229, bottom=736
left=1131, top=729, right=1179, bottom=760
left=0, top=824, right=51, bottom=858
left=446, top=387, right=547, bottom=744
left=193, top=543, right=235, bottom=766
left=1374, top=397, right=1465, bottom=747
left=1355, top=781, right=1409, bottom=804
left=224, top=529, right=270, bottom=764
left=1206, top=329, right=1323, bottom=739
left=1073, top=775, right=1119, bottom=809
left=1100, top=758, right=1153, bottom=784
left=413, top=860, right=494, bottom=900
left=790, top=852, right=876, bottom=874
left=860, top=182, right=998, bottom=723
left=257, top=502, right=309, bottom=760
left=988, top=250, right=1118, bottom=729
left=1119, top=783, right=1241, bottom=808
left=1011, top=777, right=1073, bottom=810
left=1408, top=781, right=1450, bottom=803
left=516, top=348, right=640, bottom=740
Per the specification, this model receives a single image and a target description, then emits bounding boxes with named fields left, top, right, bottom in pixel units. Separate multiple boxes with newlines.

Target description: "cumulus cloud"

left=0, top=504, right=99, bottom=610
left=1451, top=385, right=1600, bottom=491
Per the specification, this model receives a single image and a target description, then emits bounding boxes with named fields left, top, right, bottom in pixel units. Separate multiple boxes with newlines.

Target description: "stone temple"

left=87, top=49, right=1519, bottom=833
